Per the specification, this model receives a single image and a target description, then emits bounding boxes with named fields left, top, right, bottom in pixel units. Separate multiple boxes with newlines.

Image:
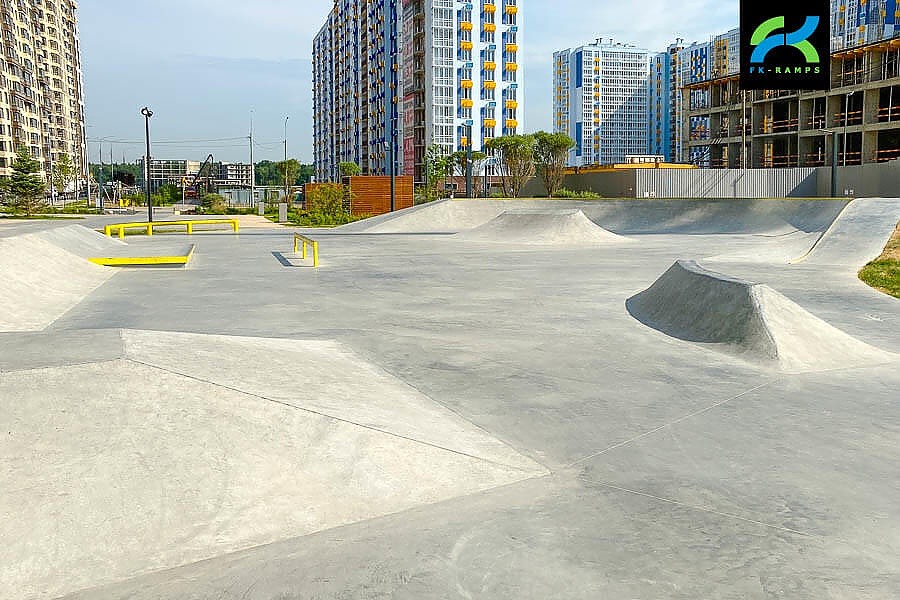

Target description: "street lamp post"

left=383, top=139, right=396, bottom=212
left=141, top=107, right=153, bottom=222
left=465, top=125, right=473, bottom=199
left=283, top=116, right=290, bottom=200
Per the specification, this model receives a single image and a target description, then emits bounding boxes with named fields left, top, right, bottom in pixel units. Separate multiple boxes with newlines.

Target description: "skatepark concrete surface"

left=457, top=209, right=630, bottom=245
left=1, top=198, right=899, bottom=599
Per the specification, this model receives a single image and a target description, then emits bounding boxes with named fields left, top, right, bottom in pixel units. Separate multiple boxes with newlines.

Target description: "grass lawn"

left=859, top=223, right=900, bottom=298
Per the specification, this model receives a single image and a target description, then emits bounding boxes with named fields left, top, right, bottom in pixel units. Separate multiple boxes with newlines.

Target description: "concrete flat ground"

left=1, top=199, right=899, bottom=599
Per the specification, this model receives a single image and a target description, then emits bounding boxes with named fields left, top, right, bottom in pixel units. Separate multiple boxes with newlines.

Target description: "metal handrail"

left=293, top=233, right=320, bottom=268
left=103, top=219, right=240, bottom=239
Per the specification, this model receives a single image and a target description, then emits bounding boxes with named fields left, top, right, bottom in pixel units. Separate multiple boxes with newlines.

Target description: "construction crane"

left=183, top=154, right=216, bottom=201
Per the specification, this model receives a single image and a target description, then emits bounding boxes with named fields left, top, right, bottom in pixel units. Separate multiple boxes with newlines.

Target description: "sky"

left=81, top=0, right=737, bottom=164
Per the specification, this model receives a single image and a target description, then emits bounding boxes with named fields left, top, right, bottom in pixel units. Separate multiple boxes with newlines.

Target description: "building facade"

left=312, top=0, right=399, bottom=183
left=648, top=42, right=683, bottom=161
left=553, top=39, right=649, bottom=166
left=671, top=3, right=900, bottom=169
left=314, top=0, right=524, bottom=184
left=137, top=159, right=253, bottom=193
left=0, top=0, right=86, bottom=189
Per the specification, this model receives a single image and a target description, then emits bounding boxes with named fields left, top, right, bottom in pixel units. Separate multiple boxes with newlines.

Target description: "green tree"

left=305, top=183, right=346, bottom=217
left=424, top=144, right=454, bottom=199
left=532, top=131, right=575, bottom=198
left=157, top=183, right=182, bottom=205
left=276, top=158, right=302, bottom=200
left=484, top=134, right=536, bottom=198
left=451, top=150, right=488, bottom=197
left=51, top=153, right=75, bottom=202
left=4, top=147, right=47, bottom=215
left=339, top=162, right=362, bottom=177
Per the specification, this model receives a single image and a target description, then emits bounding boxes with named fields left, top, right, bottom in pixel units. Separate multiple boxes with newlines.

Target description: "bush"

left=291, top=210, right=371, bottom=227
left=415, top=185, right=440, bottom=205
left=553, top=188, right=601, bottom=199
left=201, top=193, right=228, bottom=214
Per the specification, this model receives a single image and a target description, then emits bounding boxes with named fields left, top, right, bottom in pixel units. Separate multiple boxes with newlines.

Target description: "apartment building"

left=137, top=159, right=253, bottom=193
left=671, top=2, right=900, bottom=169
left=553, top=39, right=649, bottom=166
left=648, top=41, right=683, bottom=161
left=313, top=0, right=524, bottom=184
left=0, top=0, right=86, bottom=187
left=312, top=0, right=399, bottom=183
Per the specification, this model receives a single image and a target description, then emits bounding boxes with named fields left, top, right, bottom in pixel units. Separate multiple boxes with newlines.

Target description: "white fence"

left=634, top=168, right=819, bottom=198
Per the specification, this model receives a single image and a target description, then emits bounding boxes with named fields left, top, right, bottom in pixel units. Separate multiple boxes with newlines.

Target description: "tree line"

left=420, top=131, right=576, bottom=200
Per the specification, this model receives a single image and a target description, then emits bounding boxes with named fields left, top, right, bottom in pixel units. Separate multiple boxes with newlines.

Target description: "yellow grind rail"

left=103, top=219, right=239, bottom=239
left=89, top=245, right=196, bottom=267
left=293, top=233, right=320, bottom=267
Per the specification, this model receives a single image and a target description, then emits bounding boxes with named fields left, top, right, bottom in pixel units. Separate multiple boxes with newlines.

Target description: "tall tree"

left=424, top=145, right=454, bottom=198
left=51, top=153, right=75, bottom=202
left=533, top=131, right=575, bottom=198
left=339, top=162, right=361, bottom=177
left=451, top=150, right=487, bottom=196
left=276, top=159, right=302, bottom=200
left=5, top=147, right=47, bottom=215
left=484, top=134, right=536, bottom=198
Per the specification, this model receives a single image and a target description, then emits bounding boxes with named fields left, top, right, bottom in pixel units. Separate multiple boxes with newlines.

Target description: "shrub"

left=553, top=188, right=602, bottom=199
left=201, top=193, right=228, bottom=214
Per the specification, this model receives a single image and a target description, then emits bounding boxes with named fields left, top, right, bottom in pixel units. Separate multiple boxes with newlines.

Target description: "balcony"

left=505, top=43, right=518, bottom=53
left=505, top=62, right=518, bottom=71
left=484, top=61, right=496, bottom=70
left=460, top=21, right=473, bottom=31
left=484, top=80, right=497, bottom=89
left=484, top=23, right=496, bottom=33
left=460, top=41, right=473, bottom=51
left=461, top=79, right=474, bottom=89
left=505, top=5, right=518, bottom=14
left=484, top=3, right=496, bottom=12
left=461, top=99, right=474, bottom=108
left=505, top=100, right=518, bottom=109
left=505, top=119, right=518, bottom=128
left=484, top=118, right=496, bottom=128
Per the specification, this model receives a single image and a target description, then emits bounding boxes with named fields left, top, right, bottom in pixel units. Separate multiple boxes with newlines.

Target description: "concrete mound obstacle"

left=627, top=260, right=896, bottom=372
left=457, top=209, right=631, bottom=245
left=0, top=230, right=115, bottom=332
left=793, top=197, right=900, bottom=266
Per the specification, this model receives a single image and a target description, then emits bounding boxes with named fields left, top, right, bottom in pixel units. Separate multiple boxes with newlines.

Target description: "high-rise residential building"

left=667, top=1, right=900, bottom=169
left=313, top=0, right=524, bottom=184
left=0, top=0, right=86, bottom=189
left=553, top=39, right=649, bottom=166
left=312, top=0, right=399, bottom=183
left=648, top=41, right=683, bottom=161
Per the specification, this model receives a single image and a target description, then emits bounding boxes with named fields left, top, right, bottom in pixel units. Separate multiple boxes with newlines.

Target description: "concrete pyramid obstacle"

left=0, top=230, right=115, bottom=332
left=627, top=260, right=896, bottom=372
left=457, top=209, right=631, bottom=245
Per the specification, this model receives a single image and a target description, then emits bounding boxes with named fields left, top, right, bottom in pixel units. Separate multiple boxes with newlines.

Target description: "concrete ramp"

left=457, top=209, right=631, bottom=245
left=793, top=198, right=900, bottom=266
left=32, top=224, right=127, bottom=257
left=627, top=260, right=895, bottom=372
left=340, top=199, right=849, bottom=236
left=0, top=232, right=115, bottom=332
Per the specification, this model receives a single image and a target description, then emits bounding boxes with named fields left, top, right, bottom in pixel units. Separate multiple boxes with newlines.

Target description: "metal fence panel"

left=634, top=168, right=819, bottom=198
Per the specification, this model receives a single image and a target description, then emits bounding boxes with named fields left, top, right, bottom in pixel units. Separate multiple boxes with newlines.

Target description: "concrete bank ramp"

left=32, top=224, right=127, bottom=257
left=794, top=197, right=900, bottom=266
left=0, top=330, right=545, bottom=600
left=0, top=231, right=115, bottom=332
left=627, top=260, right=895, bottom=372
left=457, top=209, right=631, bottom=245
left=340, top=199, right=848, bottom=236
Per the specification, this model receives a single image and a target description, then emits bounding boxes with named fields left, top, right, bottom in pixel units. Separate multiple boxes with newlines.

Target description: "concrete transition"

left=793, top=197, right=900, bottom=266
left=340, top=198, right=848, bottom=236
left=0, top=330, right=546, bottom=600
left=456, top=209, right=631, bottom=245
left=626, top=260, right=896, bottom=372
left=0, top=229, right=116, bottom=332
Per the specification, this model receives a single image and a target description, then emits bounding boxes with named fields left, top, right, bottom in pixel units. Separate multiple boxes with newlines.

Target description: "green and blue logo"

left=749, top=16, right=821, bottom=65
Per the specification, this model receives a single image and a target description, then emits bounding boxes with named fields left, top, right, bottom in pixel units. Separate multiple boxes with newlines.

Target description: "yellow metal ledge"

left=104, top=219, right=239, bottom=238
left=293, top=234, right=320, bottom=267
left=89, top=245, right=196, bottom=267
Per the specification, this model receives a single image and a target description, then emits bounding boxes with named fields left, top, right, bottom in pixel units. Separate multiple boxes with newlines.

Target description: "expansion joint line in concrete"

left=582, top=479, right=815, bottom=538
left=566, top=379, right=781, bottom=468
left=125, top=358, right=543, bottom=476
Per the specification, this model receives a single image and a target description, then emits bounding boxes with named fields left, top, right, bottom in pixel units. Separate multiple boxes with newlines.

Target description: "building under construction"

left=668, top=1, right=900, bottom=169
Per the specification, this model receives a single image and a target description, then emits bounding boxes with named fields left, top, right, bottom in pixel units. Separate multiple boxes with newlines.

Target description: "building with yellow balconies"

left=553, top=38, right=649, bottom=167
